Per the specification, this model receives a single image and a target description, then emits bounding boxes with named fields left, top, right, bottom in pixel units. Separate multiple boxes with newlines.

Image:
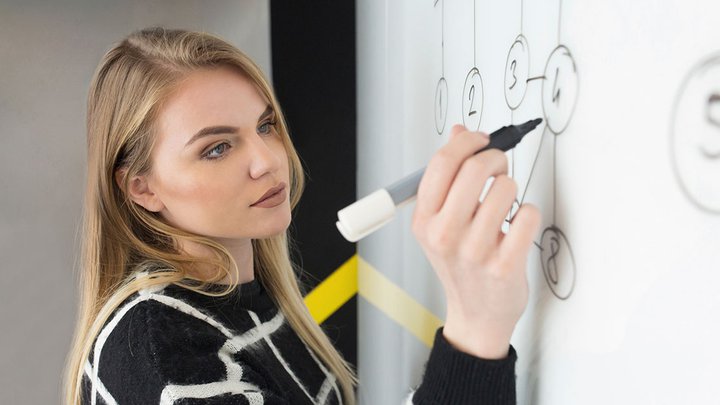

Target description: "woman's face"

left=144, top=66, right=291, bottom=240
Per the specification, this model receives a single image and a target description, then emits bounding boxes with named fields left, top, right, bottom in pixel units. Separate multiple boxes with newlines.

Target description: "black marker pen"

left=336, top=118, right=543, bottom=242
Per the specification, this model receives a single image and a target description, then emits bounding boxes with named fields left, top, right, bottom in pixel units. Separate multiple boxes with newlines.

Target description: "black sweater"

left=81, top=278, right=517, bottom=404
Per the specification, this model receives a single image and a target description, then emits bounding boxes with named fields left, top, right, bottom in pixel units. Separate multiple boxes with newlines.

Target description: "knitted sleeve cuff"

left=411, top=327, right=517, bottom=405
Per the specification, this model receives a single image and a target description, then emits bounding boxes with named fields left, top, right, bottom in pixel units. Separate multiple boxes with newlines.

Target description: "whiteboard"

left=356, top=1, right=720, bottom=404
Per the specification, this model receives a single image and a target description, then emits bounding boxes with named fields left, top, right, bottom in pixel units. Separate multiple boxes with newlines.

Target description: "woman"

left=64, top=27, right=540, bottom=404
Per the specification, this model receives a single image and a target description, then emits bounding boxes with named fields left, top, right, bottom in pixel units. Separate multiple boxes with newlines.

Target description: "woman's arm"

left=408, top=123, right=541, bottom=404
left=409, top=327, right=518, bottom=404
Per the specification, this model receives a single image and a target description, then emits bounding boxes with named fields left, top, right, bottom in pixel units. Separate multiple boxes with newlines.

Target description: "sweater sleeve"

left=407, top=327, right=518, bottom=405
left=81, top=299, right=293, bottom=405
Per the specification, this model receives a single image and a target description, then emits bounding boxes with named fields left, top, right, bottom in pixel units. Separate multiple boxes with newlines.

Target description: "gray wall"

left=0, top=1, right=270, bottom=403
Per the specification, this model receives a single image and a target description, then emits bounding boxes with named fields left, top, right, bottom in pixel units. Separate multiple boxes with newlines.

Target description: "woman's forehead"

left=155, top=67, right=269, bottom=145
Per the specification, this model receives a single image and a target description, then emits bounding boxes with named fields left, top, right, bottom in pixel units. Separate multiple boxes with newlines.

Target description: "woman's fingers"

left=438, top=149, right=509, bottom=232
left=411, top=123, right=541, bottom=358
left=500, top=203, right=541, bottom=262
left=414, top=125, right=490, bottom=221
left=466, top=174, right=517, bottom=253
left=448, top=124, right=465, bottom=141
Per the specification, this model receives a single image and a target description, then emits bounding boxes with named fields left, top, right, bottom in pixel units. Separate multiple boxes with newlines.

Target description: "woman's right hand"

left=411, top=124, right=541, bottom=360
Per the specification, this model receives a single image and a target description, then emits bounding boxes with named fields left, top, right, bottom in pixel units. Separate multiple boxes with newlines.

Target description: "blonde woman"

left=63, top=27, right=540, bottom=405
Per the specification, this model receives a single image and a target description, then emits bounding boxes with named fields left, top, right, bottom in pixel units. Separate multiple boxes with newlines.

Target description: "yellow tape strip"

left=303, top=253, right=442, bottom=348
left=357, top=256, right=442, bottom=347
left=304, top=255, right=358, bottom=324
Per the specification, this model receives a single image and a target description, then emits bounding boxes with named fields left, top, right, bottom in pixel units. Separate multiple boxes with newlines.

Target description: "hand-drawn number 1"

left=435, top=77, right=448, bottom=134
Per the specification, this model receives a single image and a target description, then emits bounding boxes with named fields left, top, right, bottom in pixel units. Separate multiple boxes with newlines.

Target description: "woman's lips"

left=251, top=183, right=287, bottom=207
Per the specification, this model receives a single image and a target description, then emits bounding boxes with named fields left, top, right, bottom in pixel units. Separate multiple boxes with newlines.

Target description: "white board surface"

left=357, top=1, right=720, bottom=404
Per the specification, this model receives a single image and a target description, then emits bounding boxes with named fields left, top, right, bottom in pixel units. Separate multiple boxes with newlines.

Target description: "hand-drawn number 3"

left=509, top=59, right=518, bottom=90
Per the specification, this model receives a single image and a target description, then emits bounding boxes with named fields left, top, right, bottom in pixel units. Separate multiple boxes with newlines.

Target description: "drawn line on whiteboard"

left=553, top=126, right=557, bottom=223
left=511, top=109, right=515, bottom=179
left=499, top=0, right=576, bottom=301
left=473, top=0, right=477, bottom=66
left=558, top=0, right=563, bottom=44
left=519, top=124, right=549, bottom=206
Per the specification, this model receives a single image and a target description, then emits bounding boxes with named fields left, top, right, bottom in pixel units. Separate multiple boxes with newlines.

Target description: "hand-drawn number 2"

left=462, top=68, right=482, bottom=131
left=468, top=85, right=477, bottom=116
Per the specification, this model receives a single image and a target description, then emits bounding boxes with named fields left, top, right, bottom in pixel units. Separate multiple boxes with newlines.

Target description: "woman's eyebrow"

left=185, top=125, right=239, bottom=147
left=257, top=105, right=274, bottom=121
left=184, top=105, right=274, bottom=148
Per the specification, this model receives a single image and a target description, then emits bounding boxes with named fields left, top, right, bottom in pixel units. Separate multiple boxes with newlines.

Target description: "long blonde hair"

left=63, top=26, right=357, bottom=404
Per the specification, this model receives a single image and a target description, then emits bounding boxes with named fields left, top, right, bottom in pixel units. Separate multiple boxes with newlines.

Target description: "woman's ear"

left=114, top=168, right=165, bottom=212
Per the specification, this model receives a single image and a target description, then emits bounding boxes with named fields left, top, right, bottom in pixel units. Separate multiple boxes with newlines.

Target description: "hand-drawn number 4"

left=552, top=67, right=561, bottom=105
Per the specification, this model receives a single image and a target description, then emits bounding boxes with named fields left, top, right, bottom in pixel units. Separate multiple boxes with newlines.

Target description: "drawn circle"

left=539, top=226, right=576, bottom=300
left=504, top=35, right=530, bottom=110
left=541, top=45, right=578, bottom=135
left=462, top=67, right=483, bottom=131
left=434, top=77, right=449, bottom=135
left=670, top=53, right=720, bottom=213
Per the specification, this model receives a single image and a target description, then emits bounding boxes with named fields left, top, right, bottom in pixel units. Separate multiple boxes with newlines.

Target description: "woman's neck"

left=180, top=237, right=255, bottom=285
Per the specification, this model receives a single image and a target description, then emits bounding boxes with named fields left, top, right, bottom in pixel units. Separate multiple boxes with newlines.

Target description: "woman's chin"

left=253, top=217, right=292, bottom=239
left=254, top=228, right=288, bottom=239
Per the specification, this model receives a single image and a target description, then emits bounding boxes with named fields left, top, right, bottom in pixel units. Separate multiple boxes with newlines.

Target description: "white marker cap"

left=336, top=189, right=396, bottom=242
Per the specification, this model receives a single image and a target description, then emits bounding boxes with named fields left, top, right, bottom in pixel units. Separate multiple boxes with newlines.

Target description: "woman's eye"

left=258, top=120, right=277, bottom=135
left=203, top=142, right=230, bottom=160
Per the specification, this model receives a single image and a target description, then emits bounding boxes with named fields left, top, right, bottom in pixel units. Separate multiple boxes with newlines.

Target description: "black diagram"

left=461, top=0, right=484, bottom=131
left=433, top=0, right=579, bottom=300
left=671, top=52, right=720, bottom=214
left=507, top=0, right=578, bottom=300
left=434, top=0, right=485, bottom=133
left=434, top=0, right=449, bottom=135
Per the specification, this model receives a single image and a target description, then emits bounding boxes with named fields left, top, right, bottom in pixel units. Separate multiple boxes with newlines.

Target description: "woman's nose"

left=248, top=136, right=281, bottom=180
